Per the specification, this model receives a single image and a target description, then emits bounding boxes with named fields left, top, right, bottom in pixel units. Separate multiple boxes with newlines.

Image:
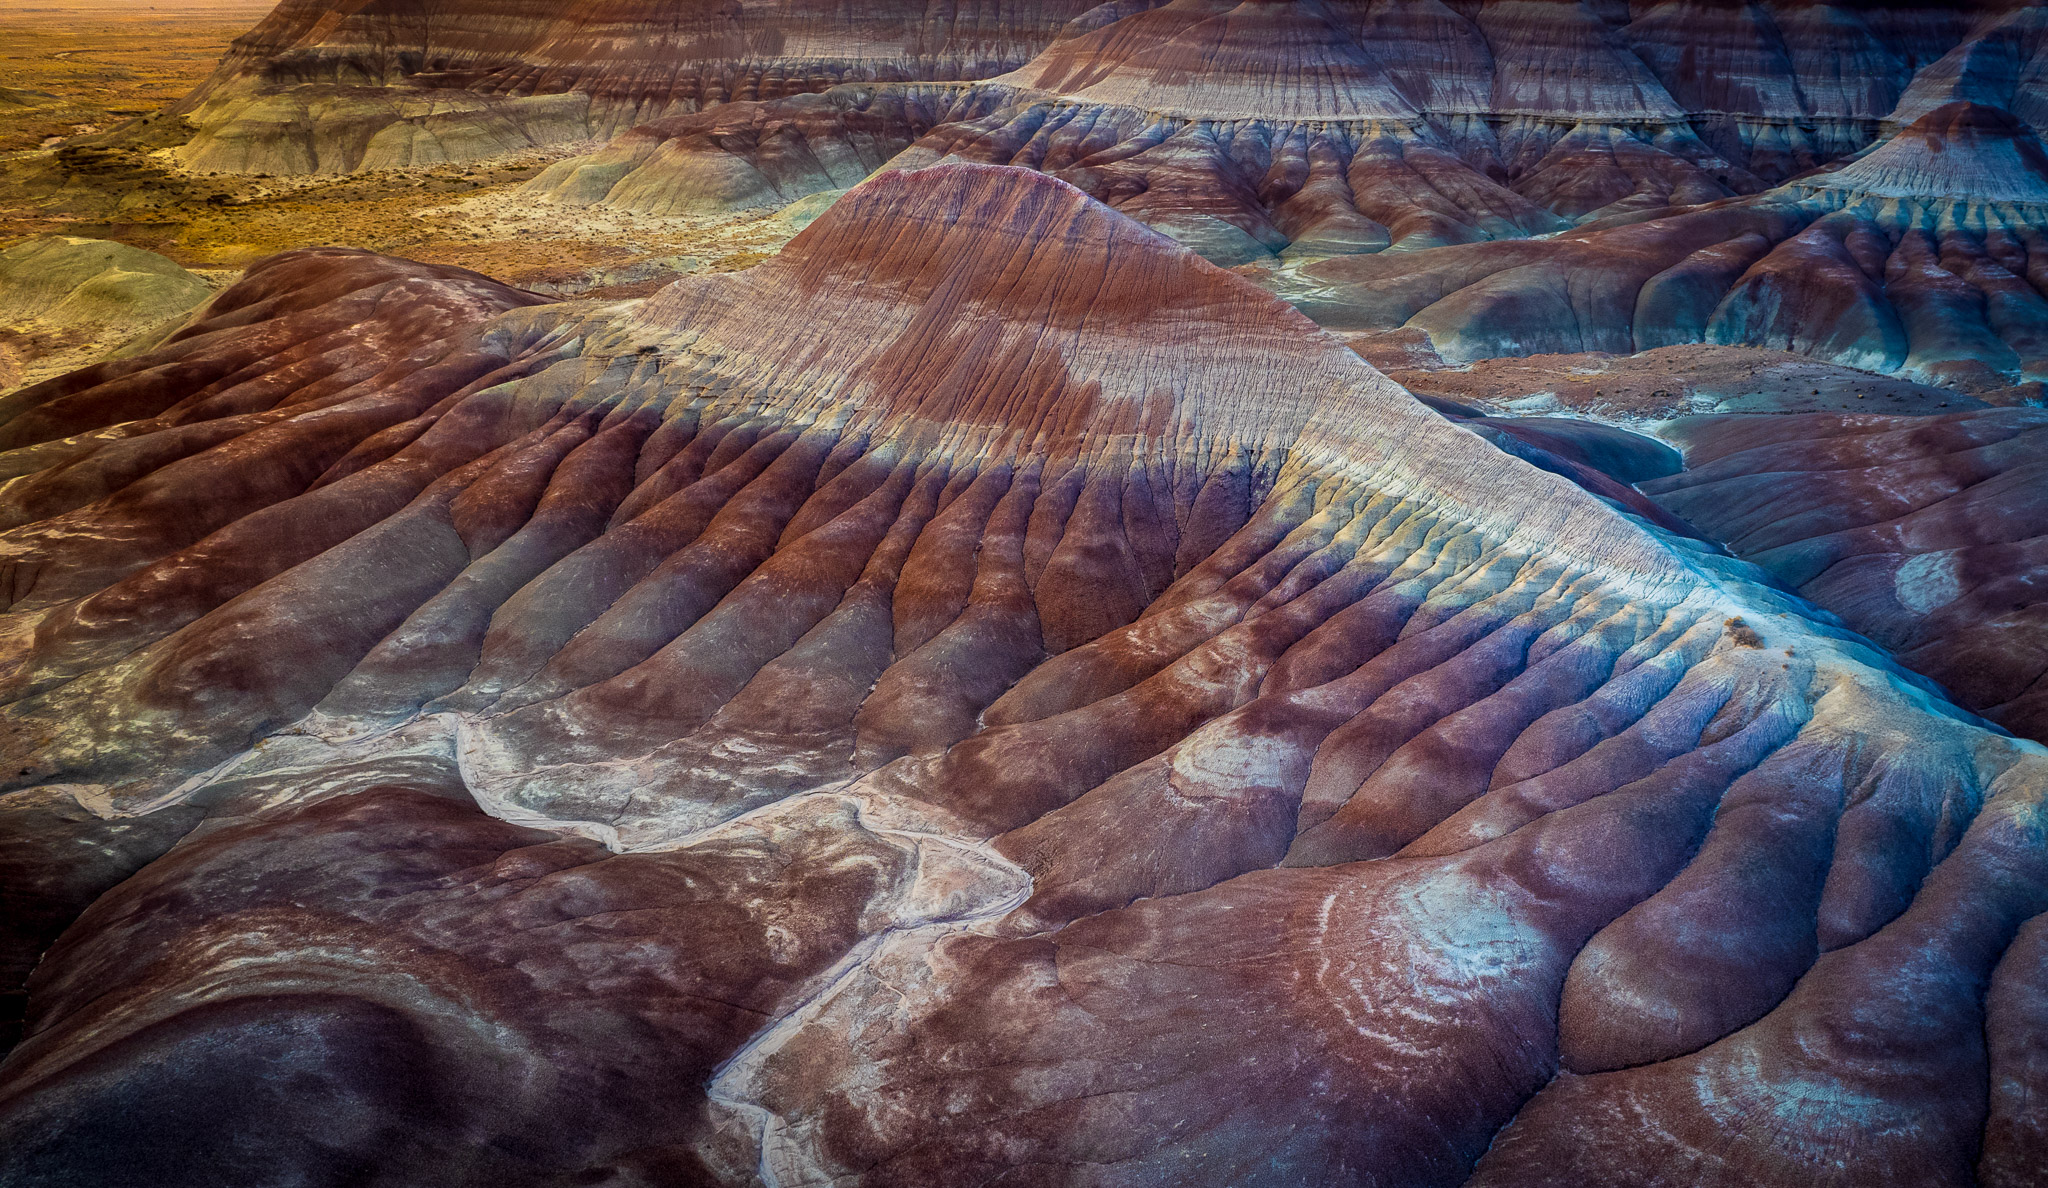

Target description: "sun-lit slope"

left=520, top=83, right=1003, bottom=214
left=0, top=237, right=217, bottom=393
left=0, top=164, right=2042, bottom=1187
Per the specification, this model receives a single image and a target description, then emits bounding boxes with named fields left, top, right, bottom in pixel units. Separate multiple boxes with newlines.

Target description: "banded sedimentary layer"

left=0, top=238, right=216, bottom=393
left=523, top=84, right=1000, bottom=215
left=504, top=0, right=2048, bottom=396
left=548, top=0, right=2024, bottom=239
left=1297, top=101, right=2048, bottom=393
left=0, top=164, right=2044, bottom=1186
left=166, top=0, right=1101, bottom=173
left=1646, top=408, right=2048, bottom=743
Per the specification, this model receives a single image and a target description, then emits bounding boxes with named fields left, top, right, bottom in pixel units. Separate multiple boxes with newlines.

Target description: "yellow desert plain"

left=0, top=0, right=797, bottom=291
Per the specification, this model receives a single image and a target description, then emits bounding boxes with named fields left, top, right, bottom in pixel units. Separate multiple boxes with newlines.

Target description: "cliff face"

left=0, top=164, right=2045, bottom=1186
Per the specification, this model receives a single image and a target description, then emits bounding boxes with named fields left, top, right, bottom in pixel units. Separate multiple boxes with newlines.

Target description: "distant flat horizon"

left=0, top=0, right=270, bottom=15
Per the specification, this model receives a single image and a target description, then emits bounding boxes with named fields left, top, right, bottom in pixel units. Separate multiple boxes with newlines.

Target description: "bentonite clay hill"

left=529, top=1, right=2030, bottom=234
left=1, top=164, right=2045, bottom=1187
left=501, top=0, right=2048, bottom=391
left=1297, top=100, right=2048, bottom=394
left=1644, top=408, right=2048, bottom=742
left=41, top=0, right=2048, bottom=396
left=0, top=237, right=218, bottom=392
left=162, top=0, right=1103, bottom=173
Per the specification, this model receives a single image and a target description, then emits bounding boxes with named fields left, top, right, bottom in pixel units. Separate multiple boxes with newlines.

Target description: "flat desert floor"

left=0, top=1, right=268, bottom=152
left=0, top=1, right=797, bottom=294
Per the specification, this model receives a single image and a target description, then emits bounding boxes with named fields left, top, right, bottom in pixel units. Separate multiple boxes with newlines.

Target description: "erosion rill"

left=164, top=0, right=1105, bottom=173
left=0, top=162, right=2041, bottom=1186
left=2, top=3, right=2048, bottom=1187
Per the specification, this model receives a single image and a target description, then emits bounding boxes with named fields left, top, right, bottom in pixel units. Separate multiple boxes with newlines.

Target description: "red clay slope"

left=1648, top=407, right=2048, bottom=743
left=1300, top=101, right=2048, bottom=395
left=544, top=0, right=2017, bottom=262
left=167, top=0, right=1102, bottom=171
left=0, top=164, right=2041, bottom=1187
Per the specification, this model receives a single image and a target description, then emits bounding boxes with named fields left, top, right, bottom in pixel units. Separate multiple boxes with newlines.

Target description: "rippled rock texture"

left=1367, top=341, right=1984, bottom=420
left=524, top=84, right=1003, bottom=215
left=140, top=0, right=2048, bottom=386
left=548, top=1, right=2017, bottom=228
left=1, top=163, right=2045, bottom=1187
left=1648, top=408, right=2048, bottom=744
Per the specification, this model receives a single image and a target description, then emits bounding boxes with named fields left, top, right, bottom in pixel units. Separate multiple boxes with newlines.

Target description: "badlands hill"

left=164, top=0, right=1103, bottom=172
left=0, top=238, right=217, bottom=392
left=175, top=0, right=2020, bottom=193
left=501, top=0, right=2048, bottom=395
left=93, top=0, right=2048, bottom=393
left=1645, top=407, right=2048, bottom=742
left=0, top=164, right=2044, bottom=1187
left=1299, top=100, right=2048, bottom=392
left=533, top=0, right=2027, bottom=226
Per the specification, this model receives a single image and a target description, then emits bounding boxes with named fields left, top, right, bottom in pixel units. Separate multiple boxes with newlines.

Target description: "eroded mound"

left=1297, top=100, right=2048, bottom=394
left=0, top=164, right=2043, bottom=1187
left=554, top=0, right=2014, bottom=257
left=1811, top=100, right=2048, bottom=204
left=522, top=84, right=999, bottom=215
left=163, top=0, right=1101, bottom=173
left=1648, top=408, right=2048, bottom=743
left=0, top=238, right=216, bottom=394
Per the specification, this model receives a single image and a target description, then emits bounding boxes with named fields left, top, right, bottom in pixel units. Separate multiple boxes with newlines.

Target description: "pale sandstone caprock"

left=0, top=164, right=2043, bottom=1187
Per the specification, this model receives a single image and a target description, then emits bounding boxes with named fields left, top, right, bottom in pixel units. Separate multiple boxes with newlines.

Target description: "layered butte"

left=535, top=0, right=2020, bottom=233
left=0, top=164, right=2045, bottom=1186
left=504, top=0, right=2048, bottom=392
left=166, top=0, right=1101, bottom=172
left=179, top=0, right=2019, bottom=195
left=1295, top=100, right=2048, bottom=393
